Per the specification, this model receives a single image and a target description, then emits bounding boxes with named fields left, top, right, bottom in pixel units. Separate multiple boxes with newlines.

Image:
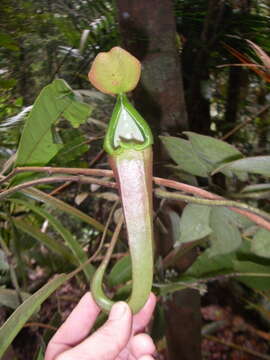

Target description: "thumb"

left=57, top=302, right=132, bottom=360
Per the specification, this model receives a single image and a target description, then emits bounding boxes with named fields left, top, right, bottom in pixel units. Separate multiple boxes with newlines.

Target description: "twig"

left=60, top=215, right=124, bottom=283
left=93, top=252, right=127, bottom=262
left=97, top=215, right=124, bottom=273
left=195, top=272, right=270, bottom=286
left=158, top=272, right=270, bottom=290
left=23, top=322, right=57, bottom=331
left=48, top=139, right=105, bottom=196
left=49, top=47, right=74, bottom=83
left=204, top=334, right=270, bottom=360
left=91, top=200, right=119, bottom=261
left=154, top=177, right=270, bottom=232
left=0, top=236, right=24, bottom=304
left=155, top=272, right=270, bottom=296
left=1, top=168, right=270, bottom=231
left=221, top=104, right=270, bottom=141
left=155, top=188, right=270, bottom=224
left=0, top=175, right=116, bottom=201
left=49, top=181, right=72, bottom=196
left=0, top=166, right=113, bottom=185
left=89, top=149, right=105, bottom=168
left=221, top=118, right=252, bottom=141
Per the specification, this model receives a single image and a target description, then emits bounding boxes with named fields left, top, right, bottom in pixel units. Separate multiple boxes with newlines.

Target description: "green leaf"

left=186, top=250, right=235, bottom=278
left=53, top=131, right=89, bottom=165
left=251, top=228, right=270, bottom=259
left=0, top=288, right=30, bottom=309
left=208, top=207, right=242, bottom=257
left=168, top=210, right=181, bottom=244
left=184, top=132, right=242, bottom=170
left=0, top=273, right=69, bottom=358
left=176, top=204, right=212, bottom=245
left=15, top=79, right=92, bottom=167
left=35, top=348, right=44, bottom=360
left=62, top=95, right=91, bottom=128
left=11, top=218, right=77, bottom=265
left=22, top=188, right=108, bottom=235
left=88, top=47, right=141, bottom=94
left=241, top=183, right=270, bottom=193
left=11, top=199, right=94, bottom=281
left=0, top=32, right=19, bottom=51
left=219, top=207, right=253, bottom=229
left=0, top=78, right=17, bottom=89
left=213, top=156, right=270, bottom=177
left=160, top=136, right=209, bottom=177
left=53, top=17, right=80, bottom=47
left=156, top=250, right=236, bottom=296
left=233, top=260, right=270, bottom=290
left=107, top=255, right=132, bottom=287
left=237, top=183, right=270, bottom=200
left=155, top=278, right=195, bottom=296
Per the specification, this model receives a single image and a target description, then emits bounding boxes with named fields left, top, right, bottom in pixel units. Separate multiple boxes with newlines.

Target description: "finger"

left=57, top=301, right=132, bottom=360
left=130, top=333, right=156, bottom=358
left=133, top=292, right=157, bottom=333
left=45, top=292, right=100, bottom=360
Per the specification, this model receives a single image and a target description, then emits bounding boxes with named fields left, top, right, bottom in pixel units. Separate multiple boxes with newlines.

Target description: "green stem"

left=155, top=188, right=270, bottom=223
left=91, top=215, right=124, bottom=311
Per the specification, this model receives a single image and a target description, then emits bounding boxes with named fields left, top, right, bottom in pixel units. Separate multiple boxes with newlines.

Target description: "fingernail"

left=109, top=302, right=128, bottom=320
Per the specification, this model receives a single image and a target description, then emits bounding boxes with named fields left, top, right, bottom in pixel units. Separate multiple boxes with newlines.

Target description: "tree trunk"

left=116, top=0, right=188, bottom=136
left=116, top=1, right=202, bottom=360
left=164, top=289, right=202, bottom=360
left=223, top=0, right=250, bottom=140
left=181, top=0, right=227, bottom=134
left=224, top=67, right=248, bottom=134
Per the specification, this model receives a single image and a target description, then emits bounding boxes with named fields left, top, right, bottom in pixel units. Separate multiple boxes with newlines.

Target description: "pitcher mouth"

left=104, top=94, right=153, bottom=155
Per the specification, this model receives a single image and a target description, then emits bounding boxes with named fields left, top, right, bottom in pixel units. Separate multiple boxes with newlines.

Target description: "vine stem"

left=154, top=177, right=270, bottom=232
left=91, top=200, right=120, bottom=260
left=155, top=188, right=270, bottom=223
left=0, top=175, right=116, bottom=201
left=1, top=167, right=270, bottom=231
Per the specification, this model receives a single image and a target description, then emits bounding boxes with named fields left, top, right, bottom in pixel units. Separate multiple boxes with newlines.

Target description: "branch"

left=1, top=167, right=270, bottom=231
left=221, top=104, right=270, bottom=141
left=155, top=188, right=270, bottom=226
left=0, top=166, right=114, bottom=185
left=154, top=177, right=270, bottom=232
left=204, top=335, right=270, bottom=360
left=0, top=175, right=116, bottom=201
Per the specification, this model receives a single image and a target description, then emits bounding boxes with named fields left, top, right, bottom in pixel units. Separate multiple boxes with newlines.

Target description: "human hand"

left=45, top=292, right=157, bottom=360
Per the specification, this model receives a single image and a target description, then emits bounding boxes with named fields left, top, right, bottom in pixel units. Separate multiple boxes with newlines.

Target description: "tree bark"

left=224, top=67, right=248, bottom=133
left=223, top=0, right=250, bottom=139
left=116, top=0, right=188, bottom=136
left=181, top=0, right=227, bottom=134
left=164, top=289, right=202, bottom=360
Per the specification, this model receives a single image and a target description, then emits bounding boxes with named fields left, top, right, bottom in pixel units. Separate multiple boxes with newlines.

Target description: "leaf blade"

left=184, top=131, right=242, bottom=170
left=11, top=199, right=94, bottom=281
left=22, top=188, right=108, bottom=235
left=0, top=273, right=68, bottom=358
left=208, top=207, right=242, bottom=257
left=15, top=79, right=92, bottom=167
left=160, top=136, right=209, bottom=177
left=177, top=204, right=212, bottom=245
left=213, top=156, right=270, bottom=177
left=11, top=217, right=77, bottom=265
